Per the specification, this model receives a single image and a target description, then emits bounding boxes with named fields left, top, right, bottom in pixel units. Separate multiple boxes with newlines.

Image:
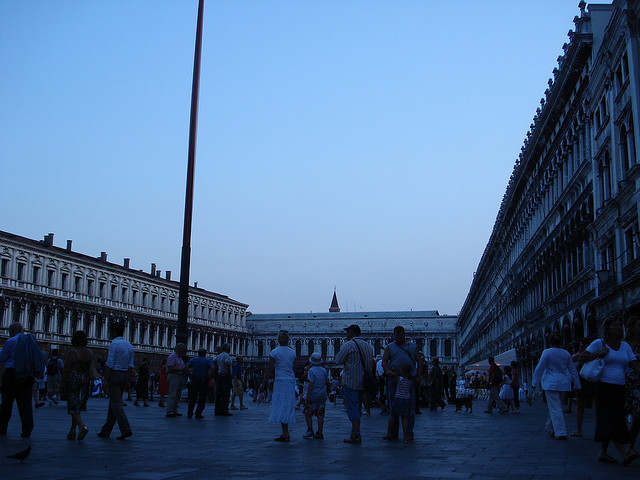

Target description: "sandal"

left=623, top=451, right=640, bottom=466
left=344, top=434, right=362, bottom=444
left=570, top=431, right=582, bottom=437
left=274, top=435, right=290, bottom=442
left=77, top=426, right=89, bottom=441
left=598, top=454, right=618, bottom=463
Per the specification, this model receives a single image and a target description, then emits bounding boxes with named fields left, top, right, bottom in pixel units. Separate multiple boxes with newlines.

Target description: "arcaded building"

left=0, top=230, right=250, bottom=361
left=458, top=1, right=640, bottom=381
left=0, top=230, right=458, bottom=371
left=246, top=291, right=458, bottom=369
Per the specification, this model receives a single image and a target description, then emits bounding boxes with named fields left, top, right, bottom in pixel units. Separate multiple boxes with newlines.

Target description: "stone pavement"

left=0, top=396, right=638, bottom=480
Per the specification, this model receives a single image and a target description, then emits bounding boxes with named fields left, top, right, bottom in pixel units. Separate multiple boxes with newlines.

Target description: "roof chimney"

left=165, top=271, right=171, bottom=281
left=43, top=233, right=54, bottom=247
left=100, top=252, right=107, bottom=262
left=194, top=281, right=198, bottom=288
left=155, top=270, right=161, bottom=278
left=123, top=258, right=130, bottom=269
left=66, top=240, right=72, bottom=251
left=151, top=263, right=156, bottom=276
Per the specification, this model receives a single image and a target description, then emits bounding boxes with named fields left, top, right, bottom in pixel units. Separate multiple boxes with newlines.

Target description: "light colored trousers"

left=487, top=386, right=507, bottom=412
left=166, top=373, right=185, bottom=415
left=544, top=390, right=567, bottom=437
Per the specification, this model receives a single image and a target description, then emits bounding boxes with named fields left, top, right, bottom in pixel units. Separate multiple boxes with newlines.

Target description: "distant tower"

left=329, top=287, right=340, bottom=313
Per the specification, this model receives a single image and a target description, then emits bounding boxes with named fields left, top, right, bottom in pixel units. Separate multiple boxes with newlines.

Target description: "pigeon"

left=7, top=445, right=31, bottom=463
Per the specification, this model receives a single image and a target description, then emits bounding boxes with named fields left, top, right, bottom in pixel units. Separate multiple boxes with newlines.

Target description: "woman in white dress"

left=532, top=333, right=581, bottom=440
left=260, top=330, right=297, bottom=441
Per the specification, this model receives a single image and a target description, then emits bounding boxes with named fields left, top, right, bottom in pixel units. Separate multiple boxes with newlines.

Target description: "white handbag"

left=579, top=339, right=605, bottom=382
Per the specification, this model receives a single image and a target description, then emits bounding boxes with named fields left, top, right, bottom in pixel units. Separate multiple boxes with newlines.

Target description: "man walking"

left=230, top=355, right=247, bottom=410
left=98, top=322, right=134, bottom=439
left=334, top=324, right=374, bottom=444
left=166, top=343, right=187, bottom=417
left=0, top=322, right=45, bottom=438
left=485, top=357, right=507, bottom=414
left=46, top=348, right=64, bottom=405
left=214, top=343, right=233, bottom=416
left=428, top=358, right=446, bottom=410
left=381, top=325, right=423, bottom=440
left=186, top=348, right=213, bottom=418
left=447, top=367, right=457, bottom=401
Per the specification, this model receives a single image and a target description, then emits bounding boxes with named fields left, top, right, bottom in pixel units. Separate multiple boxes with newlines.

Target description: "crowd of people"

left=532, top=315, right=640, bottom=465
left=1, top=314, right=639, bottom=468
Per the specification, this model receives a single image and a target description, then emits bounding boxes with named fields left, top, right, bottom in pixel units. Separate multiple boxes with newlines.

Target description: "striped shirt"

left=334, top=337, right=374, bottom=391
left=395, top=377, right=411, bottom=400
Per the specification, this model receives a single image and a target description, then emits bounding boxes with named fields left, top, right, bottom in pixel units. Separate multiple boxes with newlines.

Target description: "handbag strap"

left=352, top=339, right=369, bottom=372
left=396, top=343, right=416, bottom=366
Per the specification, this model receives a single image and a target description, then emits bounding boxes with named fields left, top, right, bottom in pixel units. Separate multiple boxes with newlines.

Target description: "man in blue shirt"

left=0, top=322, right=44, bottom=438
left=186, top=348, right=214, bottom=418
left=97, top=322, right=134, bottom=440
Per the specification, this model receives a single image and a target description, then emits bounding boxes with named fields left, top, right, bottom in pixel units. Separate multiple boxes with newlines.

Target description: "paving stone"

left=1, top=397, right=639, bottom=479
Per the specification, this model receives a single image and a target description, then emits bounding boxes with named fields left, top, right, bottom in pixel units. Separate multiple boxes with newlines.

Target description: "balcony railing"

left=2, top=278, right=248, bottom=332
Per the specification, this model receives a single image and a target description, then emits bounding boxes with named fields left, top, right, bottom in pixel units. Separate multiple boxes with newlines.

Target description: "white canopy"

left=464, top=348, right=517, bottom=372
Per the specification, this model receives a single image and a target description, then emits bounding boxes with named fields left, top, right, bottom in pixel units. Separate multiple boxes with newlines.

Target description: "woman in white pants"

left=532, top=333, right=581, bottom=440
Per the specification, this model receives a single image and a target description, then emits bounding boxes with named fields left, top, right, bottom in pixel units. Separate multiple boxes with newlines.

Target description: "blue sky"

left=1, top=1, right=581, bottom=315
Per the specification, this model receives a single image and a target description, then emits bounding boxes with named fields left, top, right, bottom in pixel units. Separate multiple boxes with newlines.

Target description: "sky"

left=0, top=1, right=584, bottom=315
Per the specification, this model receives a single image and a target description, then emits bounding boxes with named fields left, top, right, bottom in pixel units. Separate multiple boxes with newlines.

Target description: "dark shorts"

left=577, top=378, right=595, bottom=401
left=391, top=397, right=410, bottom=416
left=304, top=402, right=326, bottom=418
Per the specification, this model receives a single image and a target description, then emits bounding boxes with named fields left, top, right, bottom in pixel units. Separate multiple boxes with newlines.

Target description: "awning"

left=464, top=348, right=517, bottom=371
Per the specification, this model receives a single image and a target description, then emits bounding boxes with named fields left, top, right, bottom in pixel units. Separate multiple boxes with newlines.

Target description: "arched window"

left=416, top=338, right=424, bottom=354
left=257, top=340, right=264, bottom=357
left=334, top=338, right=341, bottom=354
left=586, top=308, right=598, bottom=338
left=270, top=340, right=276, bottom=351
left=621, top=124, right=631, bottom=174
left=28, top=304, right=36, bottom=332
left=600, top=151, right=612, bottom=202
left=70, top=311, right=78, bottom=334
left=57, top=308, right=65, bottom=334
left=308, top=339, right=314, bottom=355
left=321, top=340, right=328, bottom=357
left=430, top=339, right=438, bottom=357
left=374, top=339, right=382, bottom=355
left=295, top=340, right=302, bottom=356
left=444, top=339, right=452, bottom=357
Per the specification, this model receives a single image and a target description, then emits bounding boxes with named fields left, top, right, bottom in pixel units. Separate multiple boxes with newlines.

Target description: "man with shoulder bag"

left=334, top=324, right=375, bottom=444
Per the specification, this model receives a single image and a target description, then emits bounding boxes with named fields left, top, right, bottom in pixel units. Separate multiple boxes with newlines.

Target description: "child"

left=386, top=363, right=414, bottom=442
left=303, top=353, right=328, bottom=439
left=499, top=365, right=516, bottom=413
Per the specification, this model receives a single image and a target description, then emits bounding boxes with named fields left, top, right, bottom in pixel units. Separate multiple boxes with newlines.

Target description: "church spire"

left=329, top=287, right=340, bottom=313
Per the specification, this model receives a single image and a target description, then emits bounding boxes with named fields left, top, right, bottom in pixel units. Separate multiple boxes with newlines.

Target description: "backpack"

left=46, top=357, right=59, bottom=376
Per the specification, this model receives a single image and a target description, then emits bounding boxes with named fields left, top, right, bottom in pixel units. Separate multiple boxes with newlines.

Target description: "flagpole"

left=177, top=0, right=205, bottom=348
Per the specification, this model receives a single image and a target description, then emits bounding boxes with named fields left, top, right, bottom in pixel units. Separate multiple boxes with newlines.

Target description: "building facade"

left=0, top=231, right=250, bottom=362
left=0, top=230, right=457, bottom=371
left=458, top=1, right=640, bottom=382
left=246, top=293, right=458, bottom=369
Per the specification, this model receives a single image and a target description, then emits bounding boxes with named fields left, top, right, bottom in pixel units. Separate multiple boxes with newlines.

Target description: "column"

left=35, top=304, right=43, bottom=332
